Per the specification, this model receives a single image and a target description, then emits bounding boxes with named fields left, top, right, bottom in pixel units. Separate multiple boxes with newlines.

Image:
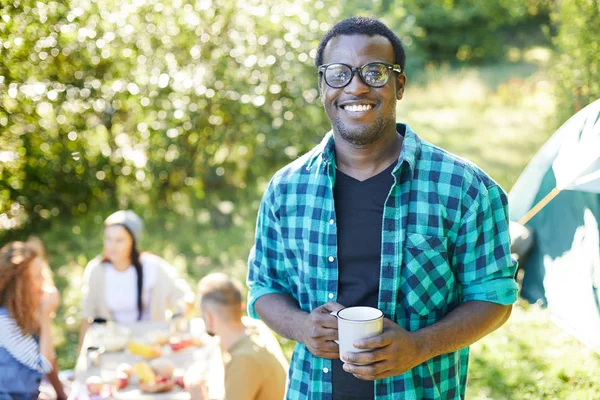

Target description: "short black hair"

left=315, top=16, right=406, bottom=72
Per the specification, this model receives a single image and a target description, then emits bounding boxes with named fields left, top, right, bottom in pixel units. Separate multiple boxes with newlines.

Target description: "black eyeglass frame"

left=318, top=62, right=403, bottom=89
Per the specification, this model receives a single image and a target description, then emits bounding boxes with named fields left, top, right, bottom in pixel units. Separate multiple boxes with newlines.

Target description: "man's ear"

left=204, top=308, right=215, bottom=325
left=396, top=72, right=406, bottom=100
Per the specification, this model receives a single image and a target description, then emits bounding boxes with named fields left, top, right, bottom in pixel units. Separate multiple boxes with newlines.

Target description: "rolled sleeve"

left=246, top=186, right=292, bottom=319
left=454, top=184, right=519, bottom=305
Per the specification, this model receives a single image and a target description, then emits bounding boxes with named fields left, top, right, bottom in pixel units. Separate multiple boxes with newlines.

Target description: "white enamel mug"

left=331, top=306, right=384, bottom=362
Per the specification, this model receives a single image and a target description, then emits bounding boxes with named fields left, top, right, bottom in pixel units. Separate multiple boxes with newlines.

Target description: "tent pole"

left=518, top=187, right=561, bottom=225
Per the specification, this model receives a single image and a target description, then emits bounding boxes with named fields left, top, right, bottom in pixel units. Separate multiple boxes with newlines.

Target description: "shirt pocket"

left=401, top=232, right=455, bottom=316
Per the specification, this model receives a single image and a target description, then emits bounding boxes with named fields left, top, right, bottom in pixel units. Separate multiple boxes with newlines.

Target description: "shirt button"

left=328, top=293, right=334, bottom=299
left=329, top=219, right=334, bottom=225
left=323, top=367, right=329, bottom=373
left=328, top=256, right=334, bottom=262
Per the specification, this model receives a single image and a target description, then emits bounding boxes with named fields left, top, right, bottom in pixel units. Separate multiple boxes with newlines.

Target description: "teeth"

left=343, top=104, right=373, bottom=112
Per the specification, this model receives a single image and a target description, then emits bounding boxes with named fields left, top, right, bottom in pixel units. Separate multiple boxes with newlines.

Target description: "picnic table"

left=68, top=320, right=224, bottom=400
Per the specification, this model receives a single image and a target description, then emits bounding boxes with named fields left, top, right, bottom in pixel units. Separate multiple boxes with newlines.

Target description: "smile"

left=342, top=104, right=374, bottom=112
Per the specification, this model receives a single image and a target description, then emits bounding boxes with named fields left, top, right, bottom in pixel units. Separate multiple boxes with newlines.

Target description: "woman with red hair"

left=0, top=241, right=60, bottom=399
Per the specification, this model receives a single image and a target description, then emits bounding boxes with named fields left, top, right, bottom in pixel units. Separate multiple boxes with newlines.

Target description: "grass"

left=467, top=301, right=600, bottom=399
left=39, top=59, right=600, bottom=398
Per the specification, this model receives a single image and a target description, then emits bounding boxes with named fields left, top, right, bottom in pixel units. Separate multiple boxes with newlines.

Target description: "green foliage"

left=0, top=0, right=333, bottom=237
left=551, top=0, right=600, bottom=126
left=0, top=0, right=558, bottom=240
left=400, top=0, right=551, bottom=64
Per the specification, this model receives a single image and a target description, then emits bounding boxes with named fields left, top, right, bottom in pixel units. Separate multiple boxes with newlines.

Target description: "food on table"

left=169, top=336, right=193, bottom=352
left=127, top=341, right=162, bottom=359
left=113, top=371, right=129, bottom=390
left=149, top=331, right=170, bottom=346
left=139, top=379, right=176, bottom=393
left=85, top=375, right=104, bottom=395
left=103, top=334, right=129, bottom=352
left=149, top=358, right=176, bottom=379
left=133, top=360, right=177, bottom=393
left=190, top=336, right=204, bottom=347
left=115, top=362, right=133, bottom=378
left=133, top=362, right=157, bottom=384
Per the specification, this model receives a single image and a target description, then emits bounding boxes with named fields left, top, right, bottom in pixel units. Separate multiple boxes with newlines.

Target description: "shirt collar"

left=308, top=122, right=421, bottom=175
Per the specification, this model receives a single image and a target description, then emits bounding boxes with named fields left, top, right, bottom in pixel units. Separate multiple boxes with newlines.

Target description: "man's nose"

left=343, top=71, right=370, bottom=95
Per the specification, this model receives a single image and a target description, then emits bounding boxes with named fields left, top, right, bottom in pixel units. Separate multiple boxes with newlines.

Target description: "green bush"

left=0, top=0, right=556, bottom=241
left=0, top=0, right=332, bottom=239
left=551, top=0, right=600, bottom=126
left=402, top=0, right=551, bottom=64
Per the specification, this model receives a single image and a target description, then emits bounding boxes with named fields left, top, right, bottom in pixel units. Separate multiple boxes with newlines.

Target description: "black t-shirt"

left=331, top=161, right=395, bottom=400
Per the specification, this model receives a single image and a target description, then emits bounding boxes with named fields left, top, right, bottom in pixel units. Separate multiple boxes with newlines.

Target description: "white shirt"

left=104, top=258, right=157, bottom=323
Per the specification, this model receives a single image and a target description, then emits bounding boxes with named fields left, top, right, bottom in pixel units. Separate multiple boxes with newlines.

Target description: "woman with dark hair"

left=0, top=241, right=60, bottom=399
left=79, top=210, right=193, bottom=338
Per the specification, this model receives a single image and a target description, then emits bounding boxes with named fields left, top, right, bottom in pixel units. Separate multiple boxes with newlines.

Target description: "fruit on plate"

left=149, top=358, right=175, bottom=380
left=127, top=341, right=161, bottom=359
left=139, top=379, right=175, bottom=393
left=150, top=331, right=170, bottom=346
left=133, top=360, right=177, bottom=393
left=113, top=371, right=129, bottom=390
left=169, top=336, right=193, bottom=352
left=85, top=375, right=103, bottom=395
left=116, top=363, right=133, bottom=378
left=133, top=362, right=156, bottom=384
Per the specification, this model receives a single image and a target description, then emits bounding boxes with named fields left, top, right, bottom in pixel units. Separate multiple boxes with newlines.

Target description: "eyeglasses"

left=318, top=62, right=402, bottom=89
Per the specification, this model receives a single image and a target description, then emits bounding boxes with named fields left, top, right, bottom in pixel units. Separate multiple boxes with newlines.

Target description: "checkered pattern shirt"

left=247, top=123, right=518, bottom=400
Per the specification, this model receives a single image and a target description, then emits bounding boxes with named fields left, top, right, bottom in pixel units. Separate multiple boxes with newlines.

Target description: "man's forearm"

left=254, top=293, right=308, bottom=342
left=415, top=301, right=512, bottom=361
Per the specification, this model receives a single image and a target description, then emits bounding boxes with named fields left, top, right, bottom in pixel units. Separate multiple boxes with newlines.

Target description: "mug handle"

left=330, top=311, right=339, bottom=344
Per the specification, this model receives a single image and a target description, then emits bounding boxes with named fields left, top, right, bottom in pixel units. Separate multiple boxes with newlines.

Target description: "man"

left=191, top=273, right=288, bottom=400
left=247, top=16, right=518, bottom=400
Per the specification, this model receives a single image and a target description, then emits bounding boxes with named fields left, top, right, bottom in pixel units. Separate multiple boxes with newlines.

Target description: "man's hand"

left=299, top=301, right=345, bottom=359
left=340, top=318, right=425, bottom=380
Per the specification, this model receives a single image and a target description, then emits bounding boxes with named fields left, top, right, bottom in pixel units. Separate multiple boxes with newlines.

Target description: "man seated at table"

left=187, top=273, right=288, bottom=400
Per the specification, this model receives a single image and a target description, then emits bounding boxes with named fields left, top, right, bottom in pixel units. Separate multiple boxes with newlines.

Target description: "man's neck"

left=219, top=321, right=248, bottom=351
left=334, top=129, right=403, bottom=181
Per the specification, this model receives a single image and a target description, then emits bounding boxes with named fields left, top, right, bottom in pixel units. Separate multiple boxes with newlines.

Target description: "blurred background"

left=1, top=0, right=599, bottom=398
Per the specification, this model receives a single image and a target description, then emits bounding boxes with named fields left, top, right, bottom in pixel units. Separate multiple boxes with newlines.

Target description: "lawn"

left=41, top=57, right=600, bottom=398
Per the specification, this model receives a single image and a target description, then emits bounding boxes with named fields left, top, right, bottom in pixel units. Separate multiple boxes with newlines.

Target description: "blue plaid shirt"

left=247, top=123, right=518, bottom=399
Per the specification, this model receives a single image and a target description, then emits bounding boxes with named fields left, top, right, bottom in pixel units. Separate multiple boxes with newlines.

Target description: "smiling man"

left=247, top=17, right=519, bottom=400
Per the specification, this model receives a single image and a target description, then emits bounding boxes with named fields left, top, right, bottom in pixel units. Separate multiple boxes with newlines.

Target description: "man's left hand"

left=340, top=318, right=426, bottom=381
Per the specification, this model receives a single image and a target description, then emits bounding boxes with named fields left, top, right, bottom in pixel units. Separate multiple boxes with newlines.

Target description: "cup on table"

left=85, top=346, right=105, bottom=370
left=331, top=306, right=384, bottom=363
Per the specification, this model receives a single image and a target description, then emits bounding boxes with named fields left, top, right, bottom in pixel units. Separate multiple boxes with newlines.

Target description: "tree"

left=551, top=0, right=600, bottom=125
left=0, top=0, right=333, bottom=236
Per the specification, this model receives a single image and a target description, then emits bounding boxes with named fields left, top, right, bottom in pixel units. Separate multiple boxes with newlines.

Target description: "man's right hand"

left=299, top=301, right=345, bottom=359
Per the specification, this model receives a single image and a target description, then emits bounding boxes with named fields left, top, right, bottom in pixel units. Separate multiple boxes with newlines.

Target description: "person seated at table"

left=186, top=273, right=288, bottom=400
left=0, top=241, right=60, bottom=400
left=79, top=210, right=194, bottom=341
left=26, top=237, right=69, bottom=400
